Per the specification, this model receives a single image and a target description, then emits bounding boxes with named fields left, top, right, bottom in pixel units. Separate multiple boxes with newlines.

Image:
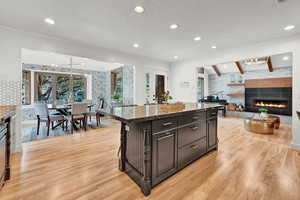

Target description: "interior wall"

left=0, top=25, right=170, bottom=104
left=170, top=35, right=300, bottom=151
left=0, top=25, right=170, bottom=152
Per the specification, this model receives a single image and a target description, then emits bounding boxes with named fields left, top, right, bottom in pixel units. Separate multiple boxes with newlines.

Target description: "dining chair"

left=86, top=98, right=105, bottom=127
left=66, top=103, right=88, bottom=134
left=33, top=103, right=65, bottom=136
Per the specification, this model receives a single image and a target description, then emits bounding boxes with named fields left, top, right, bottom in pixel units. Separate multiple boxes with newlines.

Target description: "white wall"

left=0, top=25, right=170, bottom=152
left=293, top=43, right=300, bottom=150
left=0, top=25, right=170, bottom=105
left=170, top=35, right=300, bottom=151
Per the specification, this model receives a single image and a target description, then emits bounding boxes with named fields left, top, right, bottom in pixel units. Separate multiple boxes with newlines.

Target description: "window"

left=22, top=70, right=31, bottom=105
left=197, top=77, right=204, bottom=101
left=34, top=71, right=87, bottom=103
left=111, top=68, right=123, bottom=103
left=145, top=73, right=150, bottom=99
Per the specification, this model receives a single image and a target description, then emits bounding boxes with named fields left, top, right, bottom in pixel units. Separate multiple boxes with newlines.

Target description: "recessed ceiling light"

left=284, top=25, right=295, bottom=31
left=133, top=43, right=139, bottom=48
left=174, top=56, right=178, bottom=59
left=170, top=24, right=179, bottom=30
left=283, top=56, right=289, bottom=61
left=44, top=18, right=55, bottom=25
left=211, top=46, right=217, bottom=49
left=194, top=36, right=201, bottom=41
left=134, top=6, right=145, bottom=13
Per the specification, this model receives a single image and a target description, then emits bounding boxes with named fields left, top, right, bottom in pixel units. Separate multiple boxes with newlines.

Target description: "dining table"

left=47, top=103, right=94, bottom=130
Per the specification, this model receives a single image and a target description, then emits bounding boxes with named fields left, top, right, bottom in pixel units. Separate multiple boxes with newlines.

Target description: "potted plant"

left=160, top=91, right=173, bottom=104
left=258, top=108, right=268, bottom=118
left=112, top=93, right=122, bottom=103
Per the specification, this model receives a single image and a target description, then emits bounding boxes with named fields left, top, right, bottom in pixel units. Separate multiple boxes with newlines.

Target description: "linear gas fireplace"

left=255, top=99, right=288, bottom=109
left=245, top=88, right=292, bottom=116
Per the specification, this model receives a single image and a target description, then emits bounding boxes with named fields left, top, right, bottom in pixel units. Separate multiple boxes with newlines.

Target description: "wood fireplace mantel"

left=245, top=77, right=292, bottom=88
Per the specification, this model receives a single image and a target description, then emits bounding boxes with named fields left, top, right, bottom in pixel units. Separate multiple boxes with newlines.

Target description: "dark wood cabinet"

left=0, top=133, right=6, bottom=186
left=0, top=117, right=11, bottom=190
left=108, top=106, right=220, bottom=196
left=207, top=117, right=218, bottom=151
left=152, top=130, right=177, bottom=186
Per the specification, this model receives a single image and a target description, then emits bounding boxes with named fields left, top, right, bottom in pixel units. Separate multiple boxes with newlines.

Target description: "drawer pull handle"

left=163, top=122, right=173, bottom=126
left=191, top=126, right=199, bottom=131
left=211, top=112, right=217, bottom=115
left=191, top=145, right=200, bottom=149
left=193, top=116, right=199, bottom=120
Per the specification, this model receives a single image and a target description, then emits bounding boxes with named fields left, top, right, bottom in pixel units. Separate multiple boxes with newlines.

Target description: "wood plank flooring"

left=0, top=117, right=299, bottom=200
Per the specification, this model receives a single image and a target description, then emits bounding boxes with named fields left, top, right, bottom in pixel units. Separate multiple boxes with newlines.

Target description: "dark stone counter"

left=99, top=103, right=223, bottom=123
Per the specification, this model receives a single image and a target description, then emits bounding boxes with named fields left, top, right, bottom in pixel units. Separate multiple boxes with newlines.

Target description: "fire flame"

left=255, top=101, right=287, bottom=108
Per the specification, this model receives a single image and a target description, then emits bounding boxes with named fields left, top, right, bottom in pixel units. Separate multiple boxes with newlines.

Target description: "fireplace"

left=245, top=88, right=292, bottom=116
left=255, top=99, right=288, bottom=109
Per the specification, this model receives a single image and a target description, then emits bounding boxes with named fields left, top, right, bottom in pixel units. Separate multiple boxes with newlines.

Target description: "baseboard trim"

left=291, top=143, right=300, bottom=151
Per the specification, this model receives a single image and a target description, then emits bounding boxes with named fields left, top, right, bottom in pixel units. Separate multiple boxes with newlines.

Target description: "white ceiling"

left=21, top=49, right=123, bottom=71
left=0, top=0, right=300, bottom=62
left=206, top=52, right=293, bottom=74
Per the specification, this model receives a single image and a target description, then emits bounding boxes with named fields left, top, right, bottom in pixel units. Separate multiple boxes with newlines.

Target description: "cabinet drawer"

left=178, top=138, right=207, bottom=168
left=152, top=117, right=177, bottom=133
left=179, top=111, right=206, bottom=126
left=207, top=108, right=218, bottom=118
left=178, top=121, right=206, bottom=147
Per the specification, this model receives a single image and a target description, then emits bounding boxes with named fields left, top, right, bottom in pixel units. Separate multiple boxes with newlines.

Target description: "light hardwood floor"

left=0, top=117, right=299, bottom=200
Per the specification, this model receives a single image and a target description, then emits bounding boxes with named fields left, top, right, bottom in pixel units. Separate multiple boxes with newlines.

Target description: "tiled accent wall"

left=208, top=67, right=293, bottom=105
left=0, top=80, right=21, bottom=105
left=122, top=65, right=134, bottom=105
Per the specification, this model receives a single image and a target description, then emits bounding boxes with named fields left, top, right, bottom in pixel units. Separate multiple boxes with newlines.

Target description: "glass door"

left=197, top=77, right=204, bottom=101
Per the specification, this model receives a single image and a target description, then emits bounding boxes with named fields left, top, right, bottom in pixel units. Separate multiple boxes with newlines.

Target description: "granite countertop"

left=0, top=105, right=17, bottom=124
left=100, top=103, right=223, bottom=122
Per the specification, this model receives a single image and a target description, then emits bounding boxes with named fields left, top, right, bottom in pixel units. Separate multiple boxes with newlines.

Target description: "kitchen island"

left=100, top=103, right=222, bottom=196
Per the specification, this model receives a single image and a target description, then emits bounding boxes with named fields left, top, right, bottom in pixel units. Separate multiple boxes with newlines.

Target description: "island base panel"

left=116, top=107, right=219, bottom=196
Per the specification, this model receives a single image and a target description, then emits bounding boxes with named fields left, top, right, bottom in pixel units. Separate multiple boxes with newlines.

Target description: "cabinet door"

left=207, top=117, right=217, bottom=151
left=152, top=130, right=177, bottom=186
left=0, top=134, right=6, bottom=184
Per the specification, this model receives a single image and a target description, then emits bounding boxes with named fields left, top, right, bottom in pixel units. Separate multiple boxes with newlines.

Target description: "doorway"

left=155, top=74, right=165, bottom=103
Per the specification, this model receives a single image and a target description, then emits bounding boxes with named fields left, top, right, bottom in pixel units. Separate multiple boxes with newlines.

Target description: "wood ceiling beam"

left=234, top=61, right=244, bottom=74
left=267, top=57, right=273, bottom=72
left=212, top=65, right=221, bottom=76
